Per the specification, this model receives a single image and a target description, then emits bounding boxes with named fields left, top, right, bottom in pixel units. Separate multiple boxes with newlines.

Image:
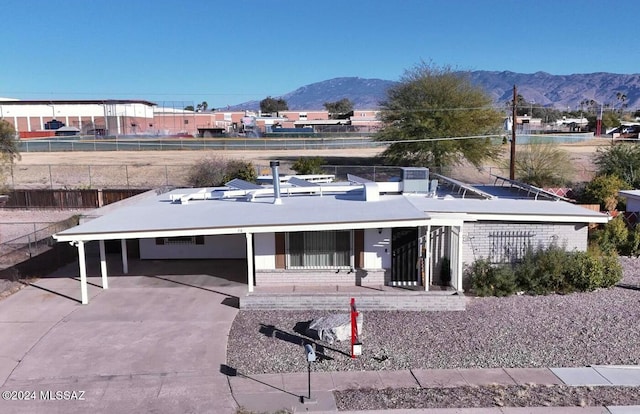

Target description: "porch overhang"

left=52, top=217, right=434, bottom=243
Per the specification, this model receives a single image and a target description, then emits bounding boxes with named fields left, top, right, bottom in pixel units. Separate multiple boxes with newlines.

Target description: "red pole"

left=350, top=297, right=359, bottom=359
left=510, top=85, right=517, bottom=180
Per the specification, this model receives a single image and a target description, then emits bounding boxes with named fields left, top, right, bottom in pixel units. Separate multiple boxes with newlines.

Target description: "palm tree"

left=616, top=92, right=627, bottom=114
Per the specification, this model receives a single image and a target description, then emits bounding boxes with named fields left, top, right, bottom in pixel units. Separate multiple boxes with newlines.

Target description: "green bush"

left=222, top=159, right=257, bottom=183
left=527, top=245, right=571, bottom=294
left=187, top=157, right=256, bottom=187
left=468, top=244, right=622, bottom=297
left=581, top=174, right=629, bottom=212
left=600, top=252, right=623, bottom=288
left=591, top=216, right=630, bottom=255
left=291, top=157, right=325, bottom=175
left=565, top=251, right=604, bottom=292
left=467, top=259, right=517, bottom=297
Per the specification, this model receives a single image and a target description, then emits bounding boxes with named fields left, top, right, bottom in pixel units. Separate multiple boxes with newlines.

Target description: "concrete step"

left=240, top=292, right=466, bottom=311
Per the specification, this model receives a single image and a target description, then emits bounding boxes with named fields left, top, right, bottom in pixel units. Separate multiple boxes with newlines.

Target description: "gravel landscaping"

left=335, top=384, right=640, bottom=410
left=228, top=257, right=640, bottom=409
left=227, top=257, right=640, bottom=375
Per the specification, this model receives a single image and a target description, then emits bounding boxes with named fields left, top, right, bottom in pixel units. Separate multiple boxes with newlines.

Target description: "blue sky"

left=2, top=0, right=638, bottom=108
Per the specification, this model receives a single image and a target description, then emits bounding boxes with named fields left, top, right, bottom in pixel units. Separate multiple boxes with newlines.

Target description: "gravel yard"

left=227, top=257, right=640, bottom=375
left=335, top=385, right=640, bottom=410
left=0, top=209, right=87, bottom=243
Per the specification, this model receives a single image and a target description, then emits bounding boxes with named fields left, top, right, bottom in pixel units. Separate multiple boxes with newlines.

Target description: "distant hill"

left=224, top=71, right=640, bottom=111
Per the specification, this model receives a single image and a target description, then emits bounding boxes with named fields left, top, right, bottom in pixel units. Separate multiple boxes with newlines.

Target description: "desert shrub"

left=565, top=251, right=604, bottom=292
left=509, top=139, right=575, bottom=187
left=223, top=159, right=257, bottom=183
left=469, top=244, right=622, bottom=297
left=466, top=259, right=517, bottom=297
left=593, top=143, right=640, bottom=187
left=513, top=249, right=540, bottom=293
left=599, top=252, right=623, bottom=288
left=581, top=174, right=629, bottom=212
left=187, top=157, right=256, bottom=187
left=591, top=216, right=629, bottom=254
left=291, top=157, right=325, bottom=175
left=625, top=225, right=640, bottom=257
left=528, top=244, right=571, bottom=295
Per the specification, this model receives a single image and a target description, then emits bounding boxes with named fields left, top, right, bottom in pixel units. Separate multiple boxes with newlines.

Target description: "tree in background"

left=186, top=156, right=256, bottom=187
left=324, top=98, right=354, bottom=118
left=260, top=97, right=288, bottom=113
left=581, top=174, right=630, bottom=212
left=509, top=139, right=575, bottom=187
left=511, top=94, right=562, bottom=123
left=184, top=105, right=195, bottom=111
left=196, top=101, right=209, bottom=112
left=573, top=144, right=639, bottom=212
left=593, top=143, right=640, bottom=187
left=616, top=92, right=628, bottom=113
left=375, top=62, right=504, bottom=169
left=0, top=121, right=20, bottom=191
left=586, top=111, right=620, bottom=132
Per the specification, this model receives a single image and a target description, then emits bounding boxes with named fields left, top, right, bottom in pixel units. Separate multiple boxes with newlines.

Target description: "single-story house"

left=53, top=163, right=609, bottom=306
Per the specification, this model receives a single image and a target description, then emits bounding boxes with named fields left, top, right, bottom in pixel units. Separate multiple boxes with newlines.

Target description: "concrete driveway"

left=0, top=260, right=247, bottom=414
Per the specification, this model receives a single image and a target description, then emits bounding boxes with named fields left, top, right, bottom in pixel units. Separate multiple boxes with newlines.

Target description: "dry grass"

left=8, top=142, right=605, bottom=189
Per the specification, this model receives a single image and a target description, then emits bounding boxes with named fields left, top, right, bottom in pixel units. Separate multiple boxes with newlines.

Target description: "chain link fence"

left=17, top=136, right=384, bottom=152
left=0, top=216, right=79, bottom=270
left=9, top=164, right=191, bottom=189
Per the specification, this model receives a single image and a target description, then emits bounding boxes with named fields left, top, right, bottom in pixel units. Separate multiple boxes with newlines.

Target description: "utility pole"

left=510, top=85, right=517, bottom=180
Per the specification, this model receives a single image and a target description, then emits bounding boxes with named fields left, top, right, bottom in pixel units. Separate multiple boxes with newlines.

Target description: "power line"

left=376, top=134, right=503, bottom=144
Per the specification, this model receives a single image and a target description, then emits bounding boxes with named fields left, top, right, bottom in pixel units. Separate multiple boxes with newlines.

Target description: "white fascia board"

left=426, top=213, right=472, bottom=226
left=468, top=213, right=610, bottom=224
left=53, top=218, right=432, bottom=243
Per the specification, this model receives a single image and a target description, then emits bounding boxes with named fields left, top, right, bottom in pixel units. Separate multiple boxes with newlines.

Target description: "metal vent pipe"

left=270, top=161, right=282, bottom=204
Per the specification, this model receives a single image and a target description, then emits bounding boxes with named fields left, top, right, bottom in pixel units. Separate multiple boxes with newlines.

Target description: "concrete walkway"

left=0, top=265, right=638, bottom=414
left=229, top=366, right=640, bottom=413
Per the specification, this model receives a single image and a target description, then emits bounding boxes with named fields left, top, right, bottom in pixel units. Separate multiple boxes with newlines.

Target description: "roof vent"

left=270, top=161, right=282, bottom=205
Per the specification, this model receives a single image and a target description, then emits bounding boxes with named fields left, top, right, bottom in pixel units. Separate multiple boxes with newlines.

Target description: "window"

left=488, top=231, right=534, bottom=263
left=155, top=236, right=205, bottom=245
left=287, top=230, right=351, bottom=269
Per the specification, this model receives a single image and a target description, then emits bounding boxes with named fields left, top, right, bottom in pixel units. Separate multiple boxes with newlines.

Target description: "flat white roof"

left=54, top=181, right=609, bottom=242
left=619, top=190, right=640, bottom=199
left=55, top=190, right=430, bottom=241
left=405, top=196, right=608, bottom=223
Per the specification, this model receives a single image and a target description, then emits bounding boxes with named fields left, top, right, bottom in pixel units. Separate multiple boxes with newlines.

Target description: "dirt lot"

left=10, top=139, right=607, bottom=188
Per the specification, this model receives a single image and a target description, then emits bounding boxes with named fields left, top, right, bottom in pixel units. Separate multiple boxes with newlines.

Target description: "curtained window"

left=287, top=230, right=352, bottom=269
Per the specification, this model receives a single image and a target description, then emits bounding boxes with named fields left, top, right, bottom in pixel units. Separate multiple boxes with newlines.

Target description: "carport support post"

left=121, top=239, right=129, bottom=274
left=99, top=240, right=109, bottom=289
left=425, top=224, right=431, bottom=292
left=457, top=225, right=463, bottom=292
left=246, top=233, right=254, bottom=293
left=77, top=241, right=88, bottom=305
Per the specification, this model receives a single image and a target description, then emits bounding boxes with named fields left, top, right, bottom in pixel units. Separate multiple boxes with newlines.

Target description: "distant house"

left=54, top=126, right=80, bottom=136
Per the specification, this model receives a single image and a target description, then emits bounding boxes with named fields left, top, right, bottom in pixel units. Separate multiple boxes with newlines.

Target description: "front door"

left=391, top=227, right=419, bottom=286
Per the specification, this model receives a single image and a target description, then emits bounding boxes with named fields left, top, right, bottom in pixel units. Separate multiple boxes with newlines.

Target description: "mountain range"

left=227, top=71, right=640, bottom=112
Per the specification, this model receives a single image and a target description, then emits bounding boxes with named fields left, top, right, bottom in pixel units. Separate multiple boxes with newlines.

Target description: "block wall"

left=462, top=221, right=588, bottom=265
left=255, top=268, right=387, bottom=287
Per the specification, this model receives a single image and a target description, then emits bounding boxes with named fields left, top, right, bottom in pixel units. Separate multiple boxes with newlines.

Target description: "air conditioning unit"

left=401, top=167, right=429, bottom=194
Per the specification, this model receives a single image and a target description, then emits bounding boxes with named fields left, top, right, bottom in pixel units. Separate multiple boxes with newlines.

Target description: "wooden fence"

left=2, top=189, right=147, bottom=209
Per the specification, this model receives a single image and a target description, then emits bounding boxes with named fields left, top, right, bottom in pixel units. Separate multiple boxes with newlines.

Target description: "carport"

left=53, top=230, right=258, bottom=305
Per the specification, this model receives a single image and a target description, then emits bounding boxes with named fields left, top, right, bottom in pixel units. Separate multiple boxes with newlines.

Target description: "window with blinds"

left=287, top=230, right=352, bottom=269
left=155, top=236, right=205, bottom=245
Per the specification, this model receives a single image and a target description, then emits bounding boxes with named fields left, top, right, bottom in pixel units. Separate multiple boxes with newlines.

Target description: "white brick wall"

left=255, top=268, right=387, bottom=287
left=463, top=221, right=588, bottom=265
